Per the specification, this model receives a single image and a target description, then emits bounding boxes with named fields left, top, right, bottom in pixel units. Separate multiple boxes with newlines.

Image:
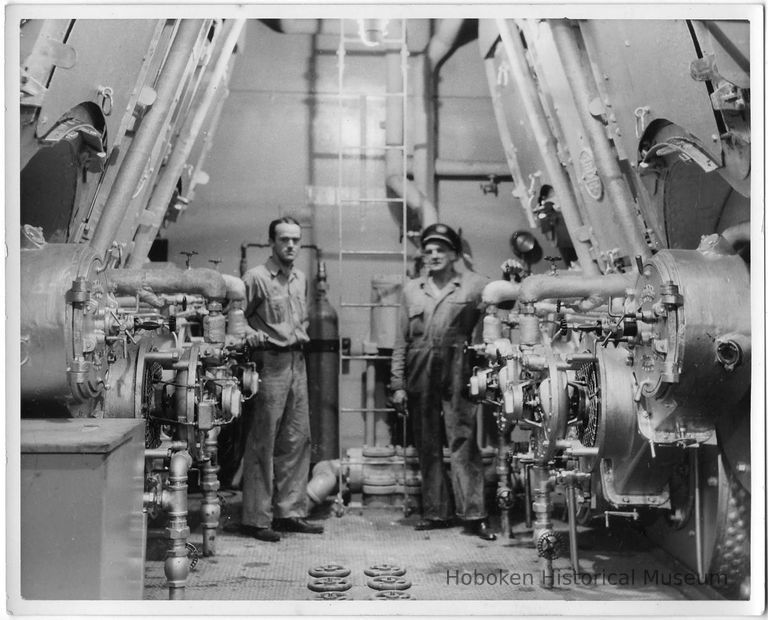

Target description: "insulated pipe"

left=107, top=267, right=227, bottom=300
left=548, top=20, right=651, bottom=263
left=721, top=221, right=750, bottom=248
left=519, top=272, right=633, bottom=304
left=482, top=280, right=522, bottom=306
left=495, top=19, right=599, bottom=275
left=434, top=159, right=511, bottom=178
left=90, top=20, right=206, bottom=258
left=221, top=273, right=246, bottom=301
left=410, top=20, right=465, bottom=209
left=365, top=361, right=376, bottom=447
left=384, top=28, right=440, bottom=228
left=128, top=19, right=245, bottom=267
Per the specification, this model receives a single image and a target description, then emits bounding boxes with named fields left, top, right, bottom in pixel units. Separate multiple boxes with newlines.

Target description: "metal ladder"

left=333, top=19, right=410, bottom=513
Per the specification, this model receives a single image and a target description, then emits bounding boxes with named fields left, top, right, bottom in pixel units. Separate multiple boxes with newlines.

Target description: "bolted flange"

left=364, top=563, right=406, bottom=577
left=308, top=564, right=351, bottom=578
left=373, top=590, right=412, bottom=599
left=307, top=576, right=352, bottom=592
left=367, top=575, right=412, bottom=591
left=311, top=591, right=352, bottom=600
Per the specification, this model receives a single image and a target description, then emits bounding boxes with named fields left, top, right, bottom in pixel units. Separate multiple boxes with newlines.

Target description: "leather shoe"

left=464, top=519, right=497, bottom=541
left=273, top=517, right=324, bottom=534
left=414, top=518, right=452, bottom=531
left=241, top=524, right=281, bottom=542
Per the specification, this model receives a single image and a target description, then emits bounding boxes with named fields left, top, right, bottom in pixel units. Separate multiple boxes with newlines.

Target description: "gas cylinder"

left=306, top=262, right=339, bottom=464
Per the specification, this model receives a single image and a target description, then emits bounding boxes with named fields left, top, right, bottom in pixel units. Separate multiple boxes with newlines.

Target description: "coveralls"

left=391, top=270, right=488, bottom=521
left=241, top=256, right=311, bottom=529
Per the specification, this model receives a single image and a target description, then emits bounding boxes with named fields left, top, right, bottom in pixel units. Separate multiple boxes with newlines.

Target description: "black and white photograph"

left=5, top=4, right=765, bottom=617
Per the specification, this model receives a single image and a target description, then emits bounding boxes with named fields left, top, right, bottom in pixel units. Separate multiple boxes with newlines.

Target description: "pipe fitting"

left=482, top=280, right=522, bottom=306
left=307, top=459, right=344, bottom=505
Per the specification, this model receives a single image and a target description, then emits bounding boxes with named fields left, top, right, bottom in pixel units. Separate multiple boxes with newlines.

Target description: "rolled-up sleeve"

left=389, top=290, right=410, bottom=392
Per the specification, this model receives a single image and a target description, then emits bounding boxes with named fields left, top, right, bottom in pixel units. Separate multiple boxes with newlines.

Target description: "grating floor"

left=142, top=491, right=722, bottom=602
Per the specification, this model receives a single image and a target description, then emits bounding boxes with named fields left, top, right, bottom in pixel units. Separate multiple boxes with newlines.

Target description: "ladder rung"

left=340, top=302, right=401, bottom=308
left=341, top=354, right=392, bottom=361
left=340, top=250, right=405, bottom=256
left=340, top=145, right=405, bottom=152
left=339, top=197, right=404, bottom=204
left=340, top=408, right=396, bottom=413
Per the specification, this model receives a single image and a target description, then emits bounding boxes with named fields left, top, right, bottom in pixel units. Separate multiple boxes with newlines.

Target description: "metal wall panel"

left=579, top=20, right=722, bottom=167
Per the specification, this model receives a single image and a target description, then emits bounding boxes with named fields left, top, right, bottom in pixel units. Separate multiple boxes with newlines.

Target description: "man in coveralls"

left=390, top=223, right=497, bottom=540
left=240, top=216, right=324, bottom=542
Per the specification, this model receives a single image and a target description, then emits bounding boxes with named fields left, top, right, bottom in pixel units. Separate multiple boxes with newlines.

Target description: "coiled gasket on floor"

left=307, top=576, right=352, bottom=592
left=364, top=563, right=406, bottom=577
left=310, top=591, right=352, bottom=600
left=308, top=564, right=351, bottom=578
left=373, top=590, right=412, bottom=599
left=367, top=575, right=412, bottom=591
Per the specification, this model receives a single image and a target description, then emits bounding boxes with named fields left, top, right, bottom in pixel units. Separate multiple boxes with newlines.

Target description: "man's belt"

left=262, top=342, right=305, bottom=352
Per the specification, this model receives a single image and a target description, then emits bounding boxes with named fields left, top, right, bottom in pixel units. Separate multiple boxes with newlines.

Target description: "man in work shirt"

left=240, top=216, right=324, bottom=542
left=390, top=223, right=497, bottom=541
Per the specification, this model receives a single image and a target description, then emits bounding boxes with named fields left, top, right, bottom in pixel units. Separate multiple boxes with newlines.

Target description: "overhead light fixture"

left=357, top=19, right=389, bottom=47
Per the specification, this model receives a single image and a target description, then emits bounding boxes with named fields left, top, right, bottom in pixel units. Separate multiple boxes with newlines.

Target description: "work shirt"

left=242, top=256, right=310, bottom=347
left=390, top=269, right=487, bottom=394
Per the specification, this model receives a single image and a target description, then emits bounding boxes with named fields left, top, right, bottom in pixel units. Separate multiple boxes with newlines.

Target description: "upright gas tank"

left=306, top=262, right=339, bottom=464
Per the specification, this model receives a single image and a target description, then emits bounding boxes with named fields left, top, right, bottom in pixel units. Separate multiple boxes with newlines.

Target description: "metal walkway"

left=143, top=491, right=722, bottom=601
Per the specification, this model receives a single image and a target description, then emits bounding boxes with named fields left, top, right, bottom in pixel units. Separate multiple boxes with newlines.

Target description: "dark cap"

left=421, top=223, right=461, bottom=253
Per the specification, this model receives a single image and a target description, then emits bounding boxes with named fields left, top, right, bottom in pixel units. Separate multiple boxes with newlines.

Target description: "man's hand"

left=391, top=389, right=408, bottom=415
left=245, top=329, right=268, bottom=348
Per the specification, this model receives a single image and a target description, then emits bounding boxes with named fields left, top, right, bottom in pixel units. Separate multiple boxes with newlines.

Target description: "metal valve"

left=180, top=250, right=198, bottom=269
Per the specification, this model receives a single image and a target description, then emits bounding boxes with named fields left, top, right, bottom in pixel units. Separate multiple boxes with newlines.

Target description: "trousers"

left=407, top=346, right=486, bottom=521
left=242, top=350, right=311, bottom=528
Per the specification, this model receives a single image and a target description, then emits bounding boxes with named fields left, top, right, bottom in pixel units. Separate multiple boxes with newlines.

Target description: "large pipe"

left=482, top=279, right=522, bottom=306
left=90, top=20, right=206, bottom=258
left=721, top=221, right=750, bottom=248
left=221, top=273, right=246, bottom=301
left=549, top=20, right=651, bottom=263
left=107, top=267, right=227, bottom=300
left=519, top=272, right=634, bottom=304
left=128, top=19, right=245, bottom=267
left=495, top=19, right=599, bottom=275
left=434, top=159, right=511, bottom=178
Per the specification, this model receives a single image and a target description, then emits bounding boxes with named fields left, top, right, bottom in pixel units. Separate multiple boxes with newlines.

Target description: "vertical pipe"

left=128, top=19, right=245, bottom=267
left=164, top=450, right=192, bottom=600
left=365, top=361, right=376, bottom=446
left=693, top=447, right=705, bottom=581
left=549, top=20, right=651, bottom=263
left=524, top=464, right=533, bottom=529
left=566, top=481, right=581, bottom=574
left=90, top=20, right=205, bottom=258
left=201, top=427, right=220, bottom=557
left=495, top=19, right=599, bottom=275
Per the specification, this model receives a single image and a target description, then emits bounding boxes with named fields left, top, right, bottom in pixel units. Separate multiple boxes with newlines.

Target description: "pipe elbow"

left=720, top=222, right=750, bottom=250
left=482, top=280, right=521, bottom=305
left=169, top=450, right=193, bottom=479
left=221, top=273, right=246, bottom=301
left=426, top=19, right=465, bottom=67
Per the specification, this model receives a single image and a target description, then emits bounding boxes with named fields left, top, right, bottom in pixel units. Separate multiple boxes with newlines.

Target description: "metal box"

left=21, top=418, right=145, bottom=599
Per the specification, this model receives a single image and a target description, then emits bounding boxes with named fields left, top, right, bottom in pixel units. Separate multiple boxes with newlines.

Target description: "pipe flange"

left=364, top=563, right=406, bottom=577
left=367, top=575, right=412, bottom=591
left=308, top=564, right=351, bottom=578
left=536, top=529, right=563, bottom=560
left=373, top=590, right=412, bottom=599
left=311, top=591, right=352, bottom=600
left=307, top=576, right=352, bottom=592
